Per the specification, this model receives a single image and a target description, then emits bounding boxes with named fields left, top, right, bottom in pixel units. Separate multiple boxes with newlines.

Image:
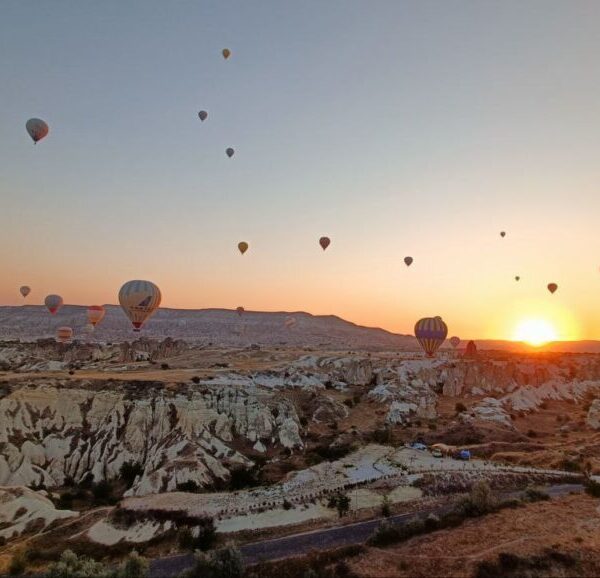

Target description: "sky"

left=1, top=0, right=600, bottom=340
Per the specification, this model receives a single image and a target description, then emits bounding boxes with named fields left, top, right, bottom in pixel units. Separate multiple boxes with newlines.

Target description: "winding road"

left=148, top=483, right=583, bottom=577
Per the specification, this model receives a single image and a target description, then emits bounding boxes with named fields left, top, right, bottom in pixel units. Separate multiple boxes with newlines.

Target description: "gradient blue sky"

left=1, top=1, right=599, bottom=339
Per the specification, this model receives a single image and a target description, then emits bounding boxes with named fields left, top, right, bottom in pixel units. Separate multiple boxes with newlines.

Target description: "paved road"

left=148, top=483, right=582, bottom=577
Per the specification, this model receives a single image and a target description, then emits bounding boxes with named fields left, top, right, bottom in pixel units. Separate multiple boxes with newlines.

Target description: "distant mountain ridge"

left=0, top=305, right=599, bottom=352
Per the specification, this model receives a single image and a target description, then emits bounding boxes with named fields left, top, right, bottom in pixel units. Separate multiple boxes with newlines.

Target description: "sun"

left=513, top=319, right=558, bottom=347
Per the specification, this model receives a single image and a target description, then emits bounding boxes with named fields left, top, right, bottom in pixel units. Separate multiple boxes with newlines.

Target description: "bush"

left=120, top=462, right=144, bottom=488
left=459, top=481, right=498, bottom=516
left=177, top=518, right=217, bottom=552
left=191, top=376, right=200, bottom=384
left=585, top=478, right=600, bottom=498
left=160, top=363, right=170, bottom=370
left=180, top=543, right=243, bottom=578
left=46, top=549, right=109, bottom=578
left=475, top=549, right=578, bottom=578
left=455, top=402, right=467, bottom=414
left=523, top=487, right=550, bottom=502
left=381, top=495, right=391, bottom=517
left=176, top=480, right=200, bottom=493
left=9, top=550, right=28, bottom=576
left=117, top=551, right=149, bottom=578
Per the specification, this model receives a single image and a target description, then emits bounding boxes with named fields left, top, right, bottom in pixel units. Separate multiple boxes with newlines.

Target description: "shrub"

left=117, top=551, right=149, bottom=578
left=9, top=550, right=28, bottom=576
left=176, top=480, right=200, bottom=493
left=191, top=376, right=200, bottom=384
left=45, top=549, right=109, bottom=578
left=177, top=518, right=217, bottom=552
left=585, top=478, right=600, bottom=498
left=180, top=543, right=243, bottom=578
left=120, top=462, right=144, bottom=488
left=160, top=363, right=170, bottom=370
left=455, top=402, right=467, bottom=414
left=381, top=495, right=391, bottom=517
left=523, top=487, right=550, bottom=502
left=282, top=499, right=292, bottom=511
left=458, top=481, right=497, bottom=517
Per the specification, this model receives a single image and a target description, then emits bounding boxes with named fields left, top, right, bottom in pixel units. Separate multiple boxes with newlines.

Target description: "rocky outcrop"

left=118, top=338, right=188, bottom=363
left=0, top=486, right=77, bottom=540
left=0, top=383, right=302, bottom=496
left=586, top=399, right=600, bottom=430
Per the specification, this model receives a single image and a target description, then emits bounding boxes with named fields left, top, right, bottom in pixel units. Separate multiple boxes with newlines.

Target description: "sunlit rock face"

left=0, top=486, right=77, bottom=540
left=0, top=383, right=302, bottom=496
left=587, top=399, right=600, bottom=430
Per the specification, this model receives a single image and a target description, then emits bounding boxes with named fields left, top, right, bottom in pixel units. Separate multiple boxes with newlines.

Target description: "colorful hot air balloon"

left=404, top=256, right=413, bottom=267
left=118, top=280, right=162, bottom=331
left=45, top=294, right=63, bottom=315
left=500, top=231, right=506, bottom=238
left=238, top=241, right=249, bottom=255
left=56, top=326, right=73, bottom=343
left=414, top=317, right=448, bottom=357
left=198, top=110, right=208, bottom=121
left=222, top=48, right=231, bottom=59
left=236, top=306, right=245, bottom=317
left=226, top=147, right=235, bottom=158
left=319, top=237, right=331, bottom=251
left=19, top=286, right=31, bottom=298
left=547, top=283, right=558, bottom=294
left=449, top=336, right=460, bottom=349
left=87, top=305, right=105, bottom=328
left=515, top=276, right=520, bottom=281
left=26, top=118, right=49, bottom=144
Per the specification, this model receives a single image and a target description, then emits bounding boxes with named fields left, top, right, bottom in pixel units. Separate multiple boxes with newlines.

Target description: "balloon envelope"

left=449, top=336, right=460, bottom=349
left=118, top=280, right=162, bottom=331
left=515, top=276, right=520, bottom=281
left=87, top=305, right=106, bottom=327
left=56, top=326, right=73, bottom=343
left=404, top=256, right=413, bottom=267
left=26, top=118, right=49, bottom=144
left=44, top=294, right=63, bottom=315
left=319, top=237, right=331, bottom=251
left=236, top=306, right=245, bottom=317
left=222, top=48, right=231, bottom=59
left=500, top=231, right=506, bottom=238
left=226, top=147, right=235, bottom=158
left=414, top=317, right=448, bottom=357
left=198, top=110, right=208, bottom=121
left=19, top=286, right=31, bottom=298
left=547, top=283, right=558, bottom=294
left=238, top=241, right=249, bottom=255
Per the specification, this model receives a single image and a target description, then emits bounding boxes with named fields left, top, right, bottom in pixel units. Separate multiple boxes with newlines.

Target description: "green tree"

left=336, top=493, right=351, bottom=518
left=180, top=544, right=243, bottom=578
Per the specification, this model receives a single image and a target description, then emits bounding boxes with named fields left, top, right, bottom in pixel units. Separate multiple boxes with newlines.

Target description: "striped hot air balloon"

left=56, top=326, right=73, bottom=343
left=118, top=280, right=161, bottom=332
left=45, top=294, right=63, bottom=315
left=414, top=316, right=448, bottom=357
left=20, top=286, right=31, bottom=298
left=449, top=336, right=460, bottom=349
left=87, top=305, right=105, bottom=328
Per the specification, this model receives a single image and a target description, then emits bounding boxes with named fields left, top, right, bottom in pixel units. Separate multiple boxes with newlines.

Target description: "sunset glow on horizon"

left=1, top=1, right=600, bottom=340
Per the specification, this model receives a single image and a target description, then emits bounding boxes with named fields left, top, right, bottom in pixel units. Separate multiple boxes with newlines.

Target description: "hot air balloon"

left=319, top=237, right=331, bottom=251
left=19, top=286, right=31, bottom=298
left=449, top=336, right=460, bottom=349
left=238, top=241, right=249, bottom=255
left=547, top=283, right=558, bottom=294
left=500, top=231, right=506, bottom=238
left=118, top=280, right=162, bottom=331
left=515, top=276, right=520, bottom=281
left=26, top=118, right=49, bottom=144
left=404, top=256, right=413, bottom=267
left=87, top=305, right=105, bottom=328
left=222, top=48, right=231, bottom=59
left=414, top=317, right=448, bottom=357
left=198, top=110, right=208, bottom=121
left=226, top=147, right=235, bottom=158
left=285, top=316, right=297, bottom=329
left=45, top=294, right=63, bottom=315
left=56, top=326, right=73, bottom=343
left=236, top=306, right=245, bottom=317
